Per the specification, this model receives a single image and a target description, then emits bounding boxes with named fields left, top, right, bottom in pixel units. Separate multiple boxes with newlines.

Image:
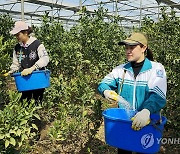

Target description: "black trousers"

left=118, top=148, right=143, bottom=154
left=20, top=88, right=45, bottom=105
left=118, top=149, right=132, bottom=154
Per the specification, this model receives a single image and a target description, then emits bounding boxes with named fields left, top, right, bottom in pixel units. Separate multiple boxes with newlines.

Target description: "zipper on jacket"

left=133, top=78, right=137, bottom=111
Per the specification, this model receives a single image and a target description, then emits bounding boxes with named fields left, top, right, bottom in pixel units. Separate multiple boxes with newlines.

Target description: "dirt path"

left=30, top=120, right=117, bottom=154
left=88, top=122, right=117, bottom=154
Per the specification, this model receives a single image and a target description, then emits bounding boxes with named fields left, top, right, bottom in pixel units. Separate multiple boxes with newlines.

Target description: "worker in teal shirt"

left=98, top=32, right=167, bottom=154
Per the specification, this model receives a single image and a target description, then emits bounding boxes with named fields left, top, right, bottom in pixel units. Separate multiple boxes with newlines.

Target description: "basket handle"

left=150, top=109, right=163, bottom=134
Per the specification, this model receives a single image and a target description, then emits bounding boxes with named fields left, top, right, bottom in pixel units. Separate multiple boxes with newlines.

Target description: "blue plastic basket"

left=13, top=70, right=50, bottom=92
left=102, top=108, right=167, bottom=153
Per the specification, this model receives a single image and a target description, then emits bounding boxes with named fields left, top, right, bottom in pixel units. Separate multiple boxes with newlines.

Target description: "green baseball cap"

left=118, top=32, right=148, bottom=46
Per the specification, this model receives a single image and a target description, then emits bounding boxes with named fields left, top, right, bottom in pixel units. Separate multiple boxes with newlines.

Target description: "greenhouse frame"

left=0, top=0, right=180, bottom=29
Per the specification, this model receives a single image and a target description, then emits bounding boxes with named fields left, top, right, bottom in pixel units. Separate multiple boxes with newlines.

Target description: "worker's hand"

left=21, top=65, right=36, bottom=76
left=131, top=109, right=150, bottom=131
left=103, top=90, right=119, bottom=102
left=3, top=72, right=9, bottom=77
left=2, top=70, right=14, bottom=77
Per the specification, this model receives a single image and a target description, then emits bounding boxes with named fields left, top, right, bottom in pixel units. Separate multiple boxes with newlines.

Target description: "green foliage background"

left=0, top=7, right=179, bottom=153
left=141, top=8, right=180, bottom=135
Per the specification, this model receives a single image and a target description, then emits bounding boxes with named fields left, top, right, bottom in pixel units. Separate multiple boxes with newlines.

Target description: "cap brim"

left=10, top=27, right=28, bottom=35
left=10, top=29, right=21, bottom=35
left=118, top=40, right=140, bottom=46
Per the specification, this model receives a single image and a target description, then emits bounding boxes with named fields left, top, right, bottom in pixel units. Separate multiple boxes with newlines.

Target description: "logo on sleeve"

left=156, top=69, right=163, bottom=78
left=42, top=49, right=48, bottom=56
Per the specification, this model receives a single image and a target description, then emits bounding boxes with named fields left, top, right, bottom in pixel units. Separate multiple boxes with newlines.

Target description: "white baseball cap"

left=10, top=21, right=29, bottom=35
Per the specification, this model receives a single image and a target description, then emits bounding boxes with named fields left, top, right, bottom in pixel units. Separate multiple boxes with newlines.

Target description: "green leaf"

left=5, top=133, right=10, bottom=138
left=9, top=129, right=16, bottom=135
left=5, top=140, right=9, bottom=148
left=14, top=93, right=21, bottom=102
left=20, top=120, right=28, bottom=125
left=18, top=141, right=22, bottom=147
left=10, top=137, right=16, bottom=146
left=26, top=128, right=31, bottom=134
left=24, top=110, right=29, bottom=115
left=14, top=126, right=18, bottom=130
left=55, top=60, right=59, bottom=66
left=32, top=124, right=38, bottom=130
left=21, top=134, right=28, bottom=141
left=17, top=129, right=21, bottom=136
left=0, top=134, right=4, bottom=139
left=33, top=114, right=41, bottom=120
left=83, top=110, right=88, bottom=117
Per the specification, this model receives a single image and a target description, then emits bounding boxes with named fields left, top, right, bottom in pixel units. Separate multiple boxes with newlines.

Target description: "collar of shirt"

left=19, top=36, right=37, bottom=48
left=123, top=58, right=152, bottom=74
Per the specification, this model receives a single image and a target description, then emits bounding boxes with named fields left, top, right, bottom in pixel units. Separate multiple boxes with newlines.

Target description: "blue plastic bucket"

left=13, top=70, right=50, bottom=92
left=102, top=108, right=167, bottom=153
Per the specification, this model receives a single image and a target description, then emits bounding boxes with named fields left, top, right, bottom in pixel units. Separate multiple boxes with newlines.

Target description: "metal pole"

left=21, top=0, right=24, bottom=21
left=51, top=0, right=53, bottom=20
left=156, top=0, right=160, bottom=21
left=158, top=3, right=160, bottom=20
left=80, top=0, right=82, bottom=10
left=115, top=0, right=118, bottom=16
left=139, top=0, right=142, bottom=28
left=31, top=16, right=32, bottom=26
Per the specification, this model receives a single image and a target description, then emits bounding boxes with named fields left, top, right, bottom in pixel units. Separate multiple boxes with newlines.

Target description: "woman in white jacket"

left=8, top=21, right=50, bottom=104
left=98, top=32, right=167, bottom=154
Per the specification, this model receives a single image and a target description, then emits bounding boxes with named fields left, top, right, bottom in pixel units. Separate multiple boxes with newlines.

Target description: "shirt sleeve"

left=34, top=44, right=50, bottom=69
left=98, top=66, right=121, bottom=96
left=10, top=50, right=20, bottom=72
left=142, top=64, right=167, bottom=113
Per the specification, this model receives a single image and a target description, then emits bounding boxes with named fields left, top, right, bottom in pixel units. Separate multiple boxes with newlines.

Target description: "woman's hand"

left=21, top=65, right=36, bottom=76
left=103, top=90, right=119, bottom=102
left=131, top=109, right=150, bottom=130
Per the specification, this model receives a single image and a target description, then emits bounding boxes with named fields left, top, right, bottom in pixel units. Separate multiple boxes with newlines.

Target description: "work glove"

left=2, top=70, right=14, bottom=77
left=21, top=65, right=36, bottom=76
left=131, top=109, right=150, bottom=131
left=103, top=90, right=119, bottom=102
left=3, top=72, right=10, bottom=77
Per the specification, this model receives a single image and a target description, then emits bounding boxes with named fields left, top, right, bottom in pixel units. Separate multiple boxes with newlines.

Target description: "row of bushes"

left=0, top=7, right=179, bottom=152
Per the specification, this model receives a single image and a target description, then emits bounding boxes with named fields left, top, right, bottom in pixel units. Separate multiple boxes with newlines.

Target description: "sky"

left=0, top=0, right=179, bottom=28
